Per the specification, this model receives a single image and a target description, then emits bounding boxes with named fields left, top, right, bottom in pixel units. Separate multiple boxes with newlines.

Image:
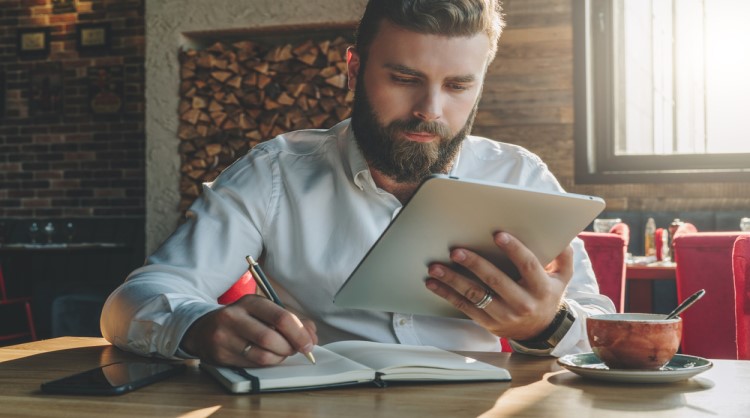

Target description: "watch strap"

left=514, top=302, right=576, bottom=350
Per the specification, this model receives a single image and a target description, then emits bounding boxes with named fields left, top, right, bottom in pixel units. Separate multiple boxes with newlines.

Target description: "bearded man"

left=101, top=0, right=614, bottom=367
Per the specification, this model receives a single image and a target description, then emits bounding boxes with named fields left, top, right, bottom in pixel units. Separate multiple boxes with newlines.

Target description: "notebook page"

left=323, top=341, right=510, bottom=380
left=255, top=345, right=375, bottom=390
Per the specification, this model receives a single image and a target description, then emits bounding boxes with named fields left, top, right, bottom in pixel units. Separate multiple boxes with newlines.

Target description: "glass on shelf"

left=44, top=222, right=55, bottom=243
left=29, top=222, right=40, bottom=244
left=593, top=218, right=622, bottom=233
left=65, top=222, right=76, bottom=243
left=741, top=217, right=750, bottom=232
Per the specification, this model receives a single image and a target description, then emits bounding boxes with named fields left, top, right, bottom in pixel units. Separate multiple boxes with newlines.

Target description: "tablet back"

left=334, top=175, right=605, bottom=318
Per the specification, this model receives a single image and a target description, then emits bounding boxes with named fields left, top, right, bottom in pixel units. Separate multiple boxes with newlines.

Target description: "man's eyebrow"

left=384, top=63, right=424, bottom=77
left=384, top=63, right=476, bottom=83
left=448, top=74, right=476, bottom=83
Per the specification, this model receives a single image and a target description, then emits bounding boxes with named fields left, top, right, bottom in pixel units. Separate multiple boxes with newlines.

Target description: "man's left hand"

left=425, top=231, right=573, bottom=341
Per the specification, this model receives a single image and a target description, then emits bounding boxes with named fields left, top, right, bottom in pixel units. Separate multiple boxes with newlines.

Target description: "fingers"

left=245, top=297, right=315, bottom=348
left=425, top=231, right=575, bottom=339
left=182, top=295, right=318, bottom=368
left=426, top=237, right=532, bottom=315
left=300, top=318, right=319, bottom=346
left=491, top=232, right=550, bottom=290
left=452, top=246, right=529, bottom=304
left=424, top=274, right=494, bottom=321
left=546, top=245, right=574, bottom=284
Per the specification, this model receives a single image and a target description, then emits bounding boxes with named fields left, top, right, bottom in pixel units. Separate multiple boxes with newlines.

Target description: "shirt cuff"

left=157, top=301, right=222, bottom=359
left=509, top=299, right=599, bottom=357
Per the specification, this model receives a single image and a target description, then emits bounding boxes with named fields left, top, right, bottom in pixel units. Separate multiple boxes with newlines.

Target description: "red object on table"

left=655, top=228, right=665, bottom=261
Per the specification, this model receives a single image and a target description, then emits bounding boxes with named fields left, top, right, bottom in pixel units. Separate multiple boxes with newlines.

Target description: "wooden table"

left=626, top=263, right=677, bottom=313
left=1, top=337, right=749, bottom=417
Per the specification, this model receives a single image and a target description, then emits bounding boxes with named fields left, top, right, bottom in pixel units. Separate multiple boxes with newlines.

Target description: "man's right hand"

left=181, top=295, right=318, bottom=367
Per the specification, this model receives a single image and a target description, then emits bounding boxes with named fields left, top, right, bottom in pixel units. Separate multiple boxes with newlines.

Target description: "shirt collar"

left=339, top=119, right=373, bottom=191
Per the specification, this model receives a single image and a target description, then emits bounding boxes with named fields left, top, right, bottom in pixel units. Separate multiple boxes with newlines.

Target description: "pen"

left=245, top=255, right=316, bottom=365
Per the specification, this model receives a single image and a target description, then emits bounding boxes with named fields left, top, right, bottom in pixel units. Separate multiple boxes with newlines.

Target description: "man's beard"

left=350, top=75, right=479, bottom=184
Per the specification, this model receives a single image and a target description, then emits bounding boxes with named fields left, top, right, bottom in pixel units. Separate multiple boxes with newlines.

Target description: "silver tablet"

left=334, top=174, right=605, bottom=318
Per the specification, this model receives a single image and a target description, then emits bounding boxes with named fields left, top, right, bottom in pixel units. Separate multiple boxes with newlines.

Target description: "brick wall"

left=0, top=0, right=145, bottom=219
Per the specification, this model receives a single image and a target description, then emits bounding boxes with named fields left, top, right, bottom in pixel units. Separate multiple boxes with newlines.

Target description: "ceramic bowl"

left=586, top=313, right=682, bottom=370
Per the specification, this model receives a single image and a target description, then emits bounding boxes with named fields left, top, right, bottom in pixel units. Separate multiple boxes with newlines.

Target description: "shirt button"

left=398, top=318, right=407, bottom=326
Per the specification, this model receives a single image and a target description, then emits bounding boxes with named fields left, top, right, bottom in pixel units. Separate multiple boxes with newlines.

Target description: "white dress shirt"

left=100, top=119, right=615, bottom=359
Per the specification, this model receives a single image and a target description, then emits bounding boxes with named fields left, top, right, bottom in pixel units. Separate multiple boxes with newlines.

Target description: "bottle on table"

left=644, top=217, right=656, bottom=257
left=668, top=218, right=683, bottom=253
left=660, top=229, right=671, bottom=262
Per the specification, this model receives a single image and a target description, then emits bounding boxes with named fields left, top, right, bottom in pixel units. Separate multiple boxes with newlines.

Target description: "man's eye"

left=447, top=83, right=469, bottom=91
left=392, top=75, right=417, bottom=84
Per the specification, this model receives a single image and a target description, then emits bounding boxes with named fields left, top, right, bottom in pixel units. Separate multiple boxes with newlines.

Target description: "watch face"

left=548, top=309, right=576, bottom=346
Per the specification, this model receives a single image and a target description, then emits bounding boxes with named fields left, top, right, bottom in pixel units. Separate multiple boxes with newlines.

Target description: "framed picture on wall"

left=29, top=63, right=64, bottom=117
left=76, top=23, right=111, bottom=53
left=88, top=66, right=124, bottom=115
left=52, top=0, right=76, bottom=14
left=17, top=27, right=51, bottom=58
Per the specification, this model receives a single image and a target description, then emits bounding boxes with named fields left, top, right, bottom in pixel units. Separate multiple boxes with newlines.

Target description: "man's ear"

left=346, top=46, right=360, bottom=91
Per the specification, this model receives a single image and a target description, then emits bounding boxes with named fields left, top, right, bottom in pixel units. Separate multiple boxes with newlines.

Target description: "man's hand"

left=425, top=231, right=573, bottom=341
left=181, top=295, right=318, bottom=367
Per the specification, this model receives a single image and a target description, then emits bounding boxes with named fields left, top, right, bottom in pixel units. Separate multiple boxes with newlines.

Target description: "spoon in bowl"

left=665, top=289, right=706, bottom=319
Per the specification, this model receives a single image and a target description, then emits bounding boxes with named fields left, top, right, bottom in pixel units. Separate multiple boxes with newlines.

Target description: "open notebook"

left=201, top=340, right=511, bottom=394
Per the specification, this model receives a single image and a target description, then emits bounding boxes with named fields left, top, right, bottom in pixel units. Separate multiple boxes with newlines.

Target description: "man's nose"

left=412, top=87, right=442, bottom=122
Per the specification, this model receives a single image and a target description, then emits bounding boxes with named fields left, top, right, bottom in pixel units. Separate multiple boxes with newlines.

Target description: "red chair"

left=609, top=222, right=631, bottom=245
left=0, top=262, right=37, bottom=343
left=673, top=231, right=748, bottom=359
left=578, top=223, right=630, bottom=313
left=217, top=270, right=257, bottom=305
left=673, top=222, right=698, bottom=237
left=733, top=235, right=750, bottom=359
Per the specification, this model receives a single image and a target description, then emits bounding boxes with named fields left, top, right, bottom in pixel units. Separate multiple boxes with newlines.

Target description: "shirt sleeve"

left=100, top=148, right=276, bottom=359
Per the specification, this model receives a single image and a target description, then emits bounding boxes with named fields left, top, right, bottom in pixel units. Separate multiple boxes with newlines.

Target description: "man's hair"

left=354, top=0, right=505, bottom=64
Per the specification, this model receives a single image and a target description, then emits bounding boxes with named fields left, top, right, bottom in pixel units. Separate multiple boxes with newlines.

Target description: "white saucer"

left=557, top=352, right=713, bottom=383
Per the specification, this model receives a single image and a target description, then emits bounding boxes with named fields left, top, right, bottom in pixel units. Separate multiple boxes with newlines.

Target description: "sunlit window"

left=574, top=0, right=750, bottom=183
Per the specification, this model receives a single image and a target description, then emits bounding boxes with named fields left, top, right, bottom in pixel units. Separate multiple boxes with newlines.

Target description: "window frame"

left=573, top=0, right=750, bottom=184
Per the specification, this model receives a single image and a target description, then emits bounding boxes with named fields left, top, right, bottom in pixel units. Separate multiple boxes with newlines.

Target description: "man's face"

left=348, top=20, right=491, bottom=183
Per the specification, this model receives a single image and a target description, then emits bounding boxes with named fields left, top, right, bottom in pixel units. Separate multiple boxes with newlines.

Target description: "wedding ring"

left=474, top=290, right=493, bottom=310
left=242, top=344, right=253, bottom=355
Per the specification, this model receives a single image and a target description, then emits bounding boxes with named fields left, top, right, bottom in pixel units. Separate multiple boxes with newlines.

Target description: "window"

left=574, top=0, right=750, bottom=183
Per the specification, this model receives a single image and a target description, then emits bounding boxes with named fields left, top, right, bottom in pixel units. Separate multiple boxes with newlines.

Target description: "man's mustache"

left=386, top=118, right=451, bottom=139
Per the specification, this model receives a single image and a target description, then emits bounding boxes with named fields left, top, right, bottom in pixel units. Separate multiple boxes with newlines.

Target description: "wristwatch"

left=513, top=302, right=576, bottom=350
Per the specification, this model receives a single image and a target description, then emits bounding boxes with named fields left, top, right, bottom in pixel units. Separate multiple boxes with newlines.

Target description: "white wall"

left=145, top=0, right=367, bottom=252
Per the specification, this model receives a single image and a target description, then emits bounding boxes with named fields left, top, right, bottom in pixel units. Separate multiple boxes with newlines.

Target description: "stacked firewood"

left=177, top=36, right=353, bottom=212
